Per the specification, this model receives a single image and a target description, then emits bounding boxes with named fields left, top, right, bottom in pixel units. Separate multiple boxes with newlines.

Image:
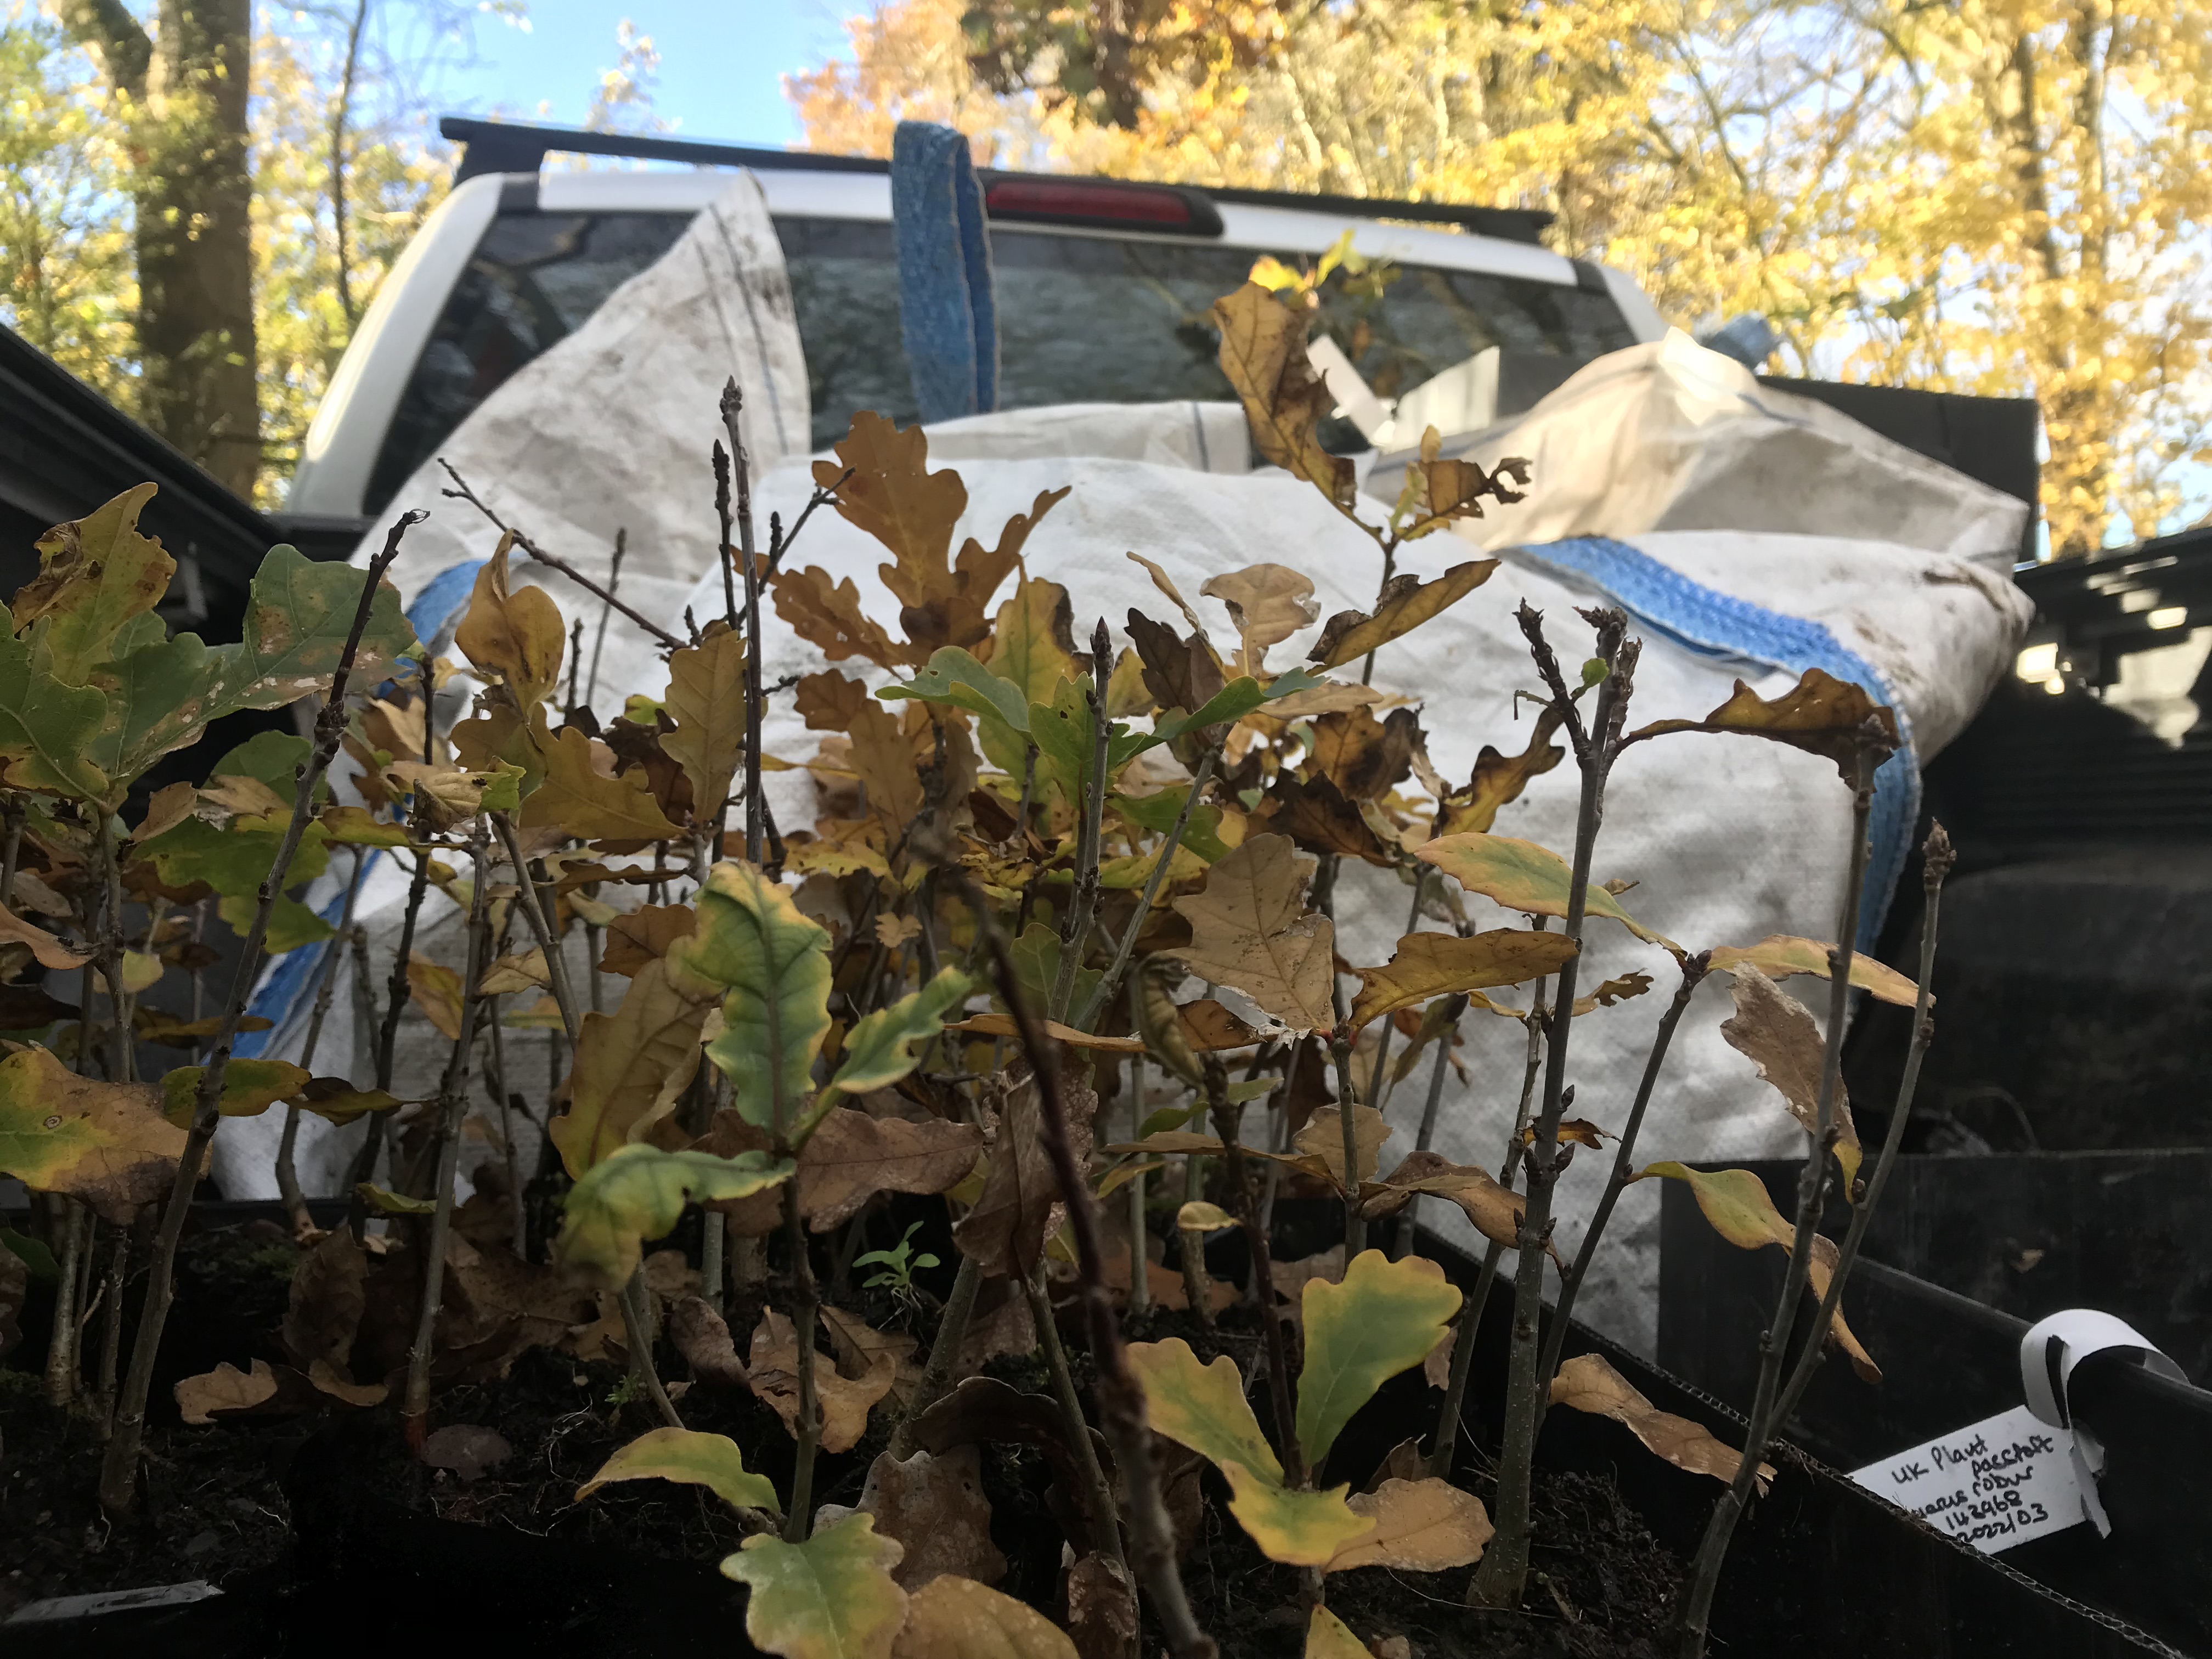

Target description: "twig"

left=43, top=1199, right=86, bottom=1405
left=1396, top=991, right=1468, bottom=1259
left=962, top=874, right=1215, bottom=1658
left=1671, top=755, right=1892, bottom=1657
left=91, top=814, right=131, bottom=1082
left=1126, top=1040, right=1151, bottom=1316
left=1771, top=825, right=1953, bottom=1426
left=1428, top=963, right=1548, bottom=1478
left=780, top=1181, right=822, bottom=1538
left=0, top=794, right=22, bottom=911
left=351, top=694, right=439, bottom=1232
left=1049, top=622, right=1115, bottom=1023
left=402, top=820, right=494, bottom=1450
left=765, top=471, right=849, bottom=579
left=890, top=1252, right=982, bottom=1457
left=585, top=529, right=626, bottom=707
left=276, top=846, right=369, bottom=1235
left=1212, top=1068, right=1300, bottom=1481
left=1073, top=739, right=1222, bottom=1034
left=1022, top=1265, right=1127, bottom=1566
left=93, top=1222, right=128, bottom=1430
left=100, top=511, right=422, bottom=1518
left=438, top=461, right=682, bottom=652
left=494, top=814, right=584, bottom=1041
left=1474, top=608, right=1637, bottom=1610
left=1535, top=952, right=1711, bottom=1403
left=719, top=382, right=770, bottom=867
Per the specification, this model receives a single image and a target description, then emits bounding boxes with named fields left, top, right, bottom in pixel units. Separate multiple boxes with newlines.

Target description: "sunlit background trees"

left=0, top=0, right=2205, bottom=550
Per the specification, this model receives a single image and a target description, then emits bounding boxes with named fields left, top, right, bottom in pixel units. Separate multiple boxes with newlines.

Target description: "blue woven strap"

left=1511, top=535, right=1919, bottom=951
left=891, top=122, right=998, bottom=424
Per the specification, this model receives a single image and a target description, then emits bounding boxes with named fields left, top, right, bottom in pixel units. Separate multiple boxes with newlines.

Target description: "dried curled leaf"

left=1200, top=563, right=1319, bottom=674
left=1708, top=934, right=1920, bottom=1008
left=174, top=1357, right=280, bottom=1426
left=548, top=958, right=713, bottom=1178
left=1328, top=1476, right=1492, bottom=1573
left=1347, top=929, right=1578, bottom=1031
left=1639, top=1162, right=1878, bottom=1380
left=773, top=565, right=902, bottom=670
left=749, top=1307, right=899, bottom=1454
left=1550, top=1353, right=1773, bottom=1492
left=454, top=538, right=565, bottom=708
left=789, top=1107, right=984, bottom=1231
left=520, top=710, right=683, bottom=842
left=1398, top=428, right=1528, bottom=538
left=662, top=624, right=748, bottom=818
left=0, top=902, right=90, bottom=971
left=1720, top=965, right=1860, bottom=1185
left=1360, top=1149, right=1524, bottom=1251
left=1170, top=834, right=1335, bottom=1033
left=891, top=1574, right=1075, bottom=1659
left=1309, top=561, right=1497, bottom=669
left=1212, top=283, right=1355, bottom=509
left=1625, top=668, right=1900, bottom=780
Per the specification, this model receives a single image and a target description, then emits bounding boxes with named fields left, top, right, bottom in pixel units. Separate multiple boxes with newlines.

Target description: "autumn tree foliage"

left=790, top=0, right=2212, bottom=554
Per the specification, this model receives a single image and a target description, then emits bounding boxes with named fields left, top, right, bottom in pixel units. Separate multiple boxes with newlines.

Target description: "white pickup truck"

left=280, top=116, right=1668, bottom=533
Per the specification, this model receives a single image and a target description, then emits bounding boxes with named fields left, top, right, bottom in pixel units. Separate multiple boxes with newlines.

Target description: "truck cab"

left=283, top=116, right=1666, bottom=531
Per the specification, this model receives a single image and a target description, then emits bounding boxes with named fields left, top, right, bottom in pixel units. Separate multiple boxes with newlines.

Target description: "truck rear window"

left=366, top=207, right=1637, bottom=513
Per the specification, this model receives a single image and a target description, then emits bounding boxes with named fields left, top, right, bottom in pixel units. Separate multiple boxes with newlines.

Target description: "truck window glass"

left=367, top=206, right=1638, bottom=512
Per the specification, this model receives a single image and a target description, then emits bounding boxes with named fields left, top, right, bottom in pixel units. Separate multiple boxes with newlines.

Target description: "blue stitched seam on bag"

left=1509, top=535, right=1919, bottom=952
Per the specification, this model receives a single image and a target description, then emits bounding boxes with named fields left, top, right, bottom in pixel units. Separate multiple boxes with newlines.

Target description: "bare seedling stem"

left=965, top=877, right=1215, bottom=1658
left=101, top=512, right=421, bottom=1518
left=1471, top=607, right=1633, bottom=1608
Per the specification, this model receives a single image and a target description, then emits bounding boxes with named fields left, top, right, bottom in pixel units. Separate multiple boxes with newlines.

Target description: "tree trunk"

left=62, top=0, right=259, bottom=498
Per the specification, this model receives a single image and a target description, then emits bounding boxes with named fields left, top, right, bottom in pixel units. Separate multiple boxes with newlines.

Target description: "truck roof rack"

left=437, top=116, right=1554, bottom=247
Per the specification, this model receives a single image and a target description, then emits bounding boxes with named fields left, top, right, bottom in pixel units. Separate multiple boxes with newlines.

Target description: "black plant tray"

left=5, top=1199, right=2183, bottom=1658
left=1657, top=1166, right=2211, bottom=1655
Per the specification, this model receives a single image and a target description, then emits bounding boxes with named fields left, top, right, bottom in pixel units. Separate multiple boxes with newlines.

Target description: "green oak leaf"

left=1295, top=1249, right=1462, bottom=1470
left=719, top=1514, right=909, bottom=1659
left=671, top=861, right=834, bottom=1133
left=88, top=546, right=417, bottom=789
left=0, top=613, right=111, bottom=797
left=14, top=483, right=176, bottom=686
left=578, top=1426, right=780, bottom=1514
left=139, top=814, right=330, bottom=899
left=1416, top=832, right=1675, bottom=949
left=555, top=1144, right=794, bottom=1286
left=815, top=968, right=970, bottom=1124
left=1126, top=1338, right=1370, bottom=1568
left=0, top=1045, right=181, bottom=1220
left=161, top=1058, right=314, bottom=1127
left=879, top=646, right=1031, bottom=732
left=217, top=893, right=335, bottom=953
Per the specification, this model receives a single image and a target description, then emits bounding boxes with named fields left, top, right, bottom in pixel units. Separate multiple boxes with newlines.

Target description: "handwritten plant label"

left=1848, top=1404, right=2084, bottom=1553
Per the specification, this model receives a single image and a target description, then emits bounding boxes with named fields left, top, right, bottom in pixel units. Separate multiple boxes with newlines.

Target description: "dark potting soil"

left=3, top=1227, right=1686, bottom=1657
left=0, top=1225, right=307, bottom=1620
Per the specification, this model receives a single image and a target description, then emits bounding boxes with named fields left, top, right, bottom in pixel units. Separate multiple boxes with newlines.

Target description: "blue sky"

left=437, top=2, right=850, bottom=148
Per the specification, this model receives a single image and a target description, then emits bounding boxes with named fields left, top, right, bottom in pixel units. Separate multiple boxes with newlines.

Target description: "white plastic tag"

left=1848, top=1403, right=2086, bottom=1553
